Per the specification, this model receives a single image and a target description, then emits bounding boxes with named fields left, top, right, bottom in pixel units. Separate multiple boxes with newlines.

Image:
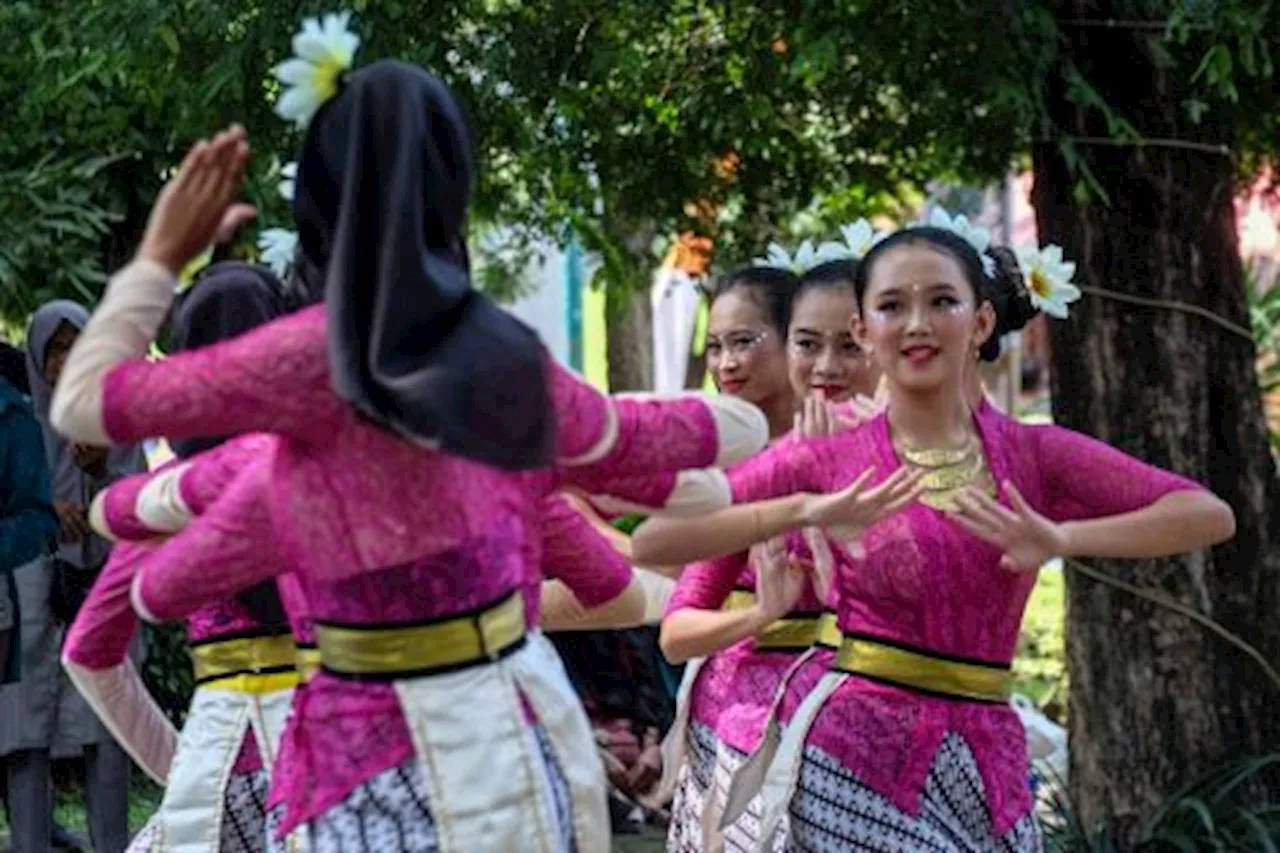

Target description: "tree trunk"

left=1031, top=4, right=1280, bottom=843
left=605, top=284, right=653, bottom=391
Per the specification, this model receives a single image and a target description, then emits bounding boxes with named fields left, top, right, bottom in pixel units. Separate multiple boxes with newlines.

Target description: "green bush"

left=1042, top=754, right=1280, bottom=851
left=1013, top=568, right=1067, bottom=723
left=141, top=623, right=193, bottom=727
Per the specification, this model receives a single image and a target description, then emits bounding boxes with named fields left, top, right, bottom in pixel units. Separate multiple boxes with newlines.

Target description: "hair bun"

left=986, top=246, right=1039, bottom=335
left=977, top=246, right=1038, bottom=362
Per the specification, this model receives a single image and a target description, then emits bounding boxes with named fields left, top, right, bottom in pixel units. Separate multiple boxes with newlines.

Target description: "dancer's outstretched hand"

left=138, top=125, right=254, bottom=275
left=950, top=483, right=1066, bottom=572
left=800, top=465, right=924, bottom=545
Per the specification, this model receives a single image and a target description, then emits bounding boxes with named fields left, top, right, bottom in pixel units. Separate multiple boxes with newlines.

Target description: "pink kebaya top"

left=665, top=473, right=830, bottom=755
left=707, top=406, right=1202, bottom=835
left=91, top=305, right=726, bottom=830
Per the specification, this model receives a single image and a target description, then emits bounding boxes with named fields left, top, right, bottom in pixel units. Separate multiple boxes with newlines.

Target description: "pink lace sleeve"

left=550, top=365, right=716, bottom=472
left=727, top=433, right=822, bottom=502
left=100, top=469, right=163, bottom=541
left=102, top=307, right=339, bottom=446
left=552, top=362, right=764, bottom=479
left=134, top=460, right=284, bottom=623
left=64, top=542, right=147, bottom=669
left=665, top=554, right=747, bottom=615
left=550, top=363, right=615, bottom=463
left=1030, top=425, right=1204, bottom=522
left=664, top=436, right=820, bottom=615
left=176, top=435, right=276, bottom=513
left=540, top=496, right=631, bottom=607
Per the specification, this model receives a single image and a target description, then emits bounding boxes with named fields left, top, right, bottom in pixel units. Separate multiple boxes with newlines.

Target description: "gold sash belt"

left=314, top=591, right=527, bottom=681
left=723, top=590, right=823, bottom=651
left=814, top=613, right=841, bottom=650
left=296, top=643, right=321, bottom=683
left=833, top=634, right=1012, bottom=703
left=190, top=633, right=301, bottom=693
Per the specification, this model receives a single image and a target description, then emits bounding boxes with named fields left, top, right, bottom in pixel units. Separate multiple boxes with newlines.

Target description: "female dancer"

left=50, top=62, right=764, bottom=853
left=637, top=224, right=1235, bottom=851
left=61, top=262, right=312, bottom=853
left=703, top=267, right=798, bottom=439
left=663, top=243, right=1047, bottom=849
left=784, top=260, right=880, bottom=408
left=659, top=256, right=906, bottom=852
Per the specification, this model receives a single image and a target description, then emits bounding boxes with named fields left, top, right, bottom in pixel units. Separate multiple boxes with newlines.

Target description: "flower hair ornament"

left=752, top=239, right=849, bottom=274
left=924, top=207, right=996, bottom=277
left=273, top=12, right=361, bottom=128
left=256, top=161, right=299, bottom=277
left=838, top=218, right=889, bottom=260
left=1014, top=243, right=1081, bottom=319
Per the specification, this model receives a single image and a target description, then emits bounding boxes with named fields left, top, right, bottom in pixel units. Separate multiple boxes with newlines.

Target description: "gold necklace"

left=896, top=437, right=993, bottom=511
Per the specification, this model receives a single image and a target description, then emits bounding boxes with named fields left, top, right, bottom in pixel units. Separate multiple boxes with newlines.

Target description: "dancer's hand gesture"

left=795, top=392, right=836, bottom=438
left=800, top=466, right=924, bottom=545
left=138, top=125, right=255, bottom=275
left=950, top=483, right=1067, bottom=572
left=752, top=537, right=809, bottom=622
left=794, top=391, right=880, bottom=439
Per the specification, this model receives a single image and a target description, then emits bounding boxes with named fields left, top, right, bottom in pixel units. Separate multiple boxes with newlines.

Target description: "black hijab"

left=168, top=262, right=292, bottom=458
left=294, top=60, right=553, bottom=470
left=168, top=262, right=292, bottom=628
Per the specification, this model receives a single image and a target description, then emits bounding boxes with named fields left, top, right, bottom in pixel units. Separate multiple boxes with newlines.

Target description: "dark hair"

left=710, top=266, right=800, bottom=334
left=984, top=245, right=1038, bottom=359
left=795, top=259, right=858, bottom=308
left=853, top=226, right=1039, bottom=362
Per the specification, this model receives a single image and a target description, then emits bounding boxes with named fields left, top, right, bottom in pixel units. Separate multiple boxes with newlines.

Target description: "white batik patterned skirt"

left=127, top=684, right=297, bottom=853
left=266, top=633, right=606, bottom=853
left=786, top=733, right=1043, bottom=853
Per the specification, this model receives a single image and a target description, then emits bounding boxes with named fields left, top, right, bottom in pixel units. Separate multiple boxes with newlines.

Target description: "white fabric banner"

left=650, top=268, right=702, bottom=393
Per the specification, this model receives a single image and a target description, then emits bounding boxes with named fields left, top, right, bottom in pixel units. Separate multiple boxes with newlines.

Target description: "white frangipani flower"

left=753, top=242, right=797, bottom=271
left=839, top=218, right=888, bottom=260
left=1015, top=244, right=1081, bottom=319
left=754, top=240, right=849, bottom=274
left=927, top=207, right=995, bottom=276
left=278, top=162, right=297, bottom=202
left=258, top=228, right=299, bottom=277
left=273, top=12, right=360, bottom=128
left=795, top=239, right=849, bottom=272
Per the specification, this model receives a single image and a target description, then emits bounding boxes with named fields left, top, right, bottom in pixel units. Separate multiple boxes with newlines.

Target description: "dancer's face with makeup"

left=786, top=286, right=878, bottom=403
left=854, top=242, right=994, bottom=395
left=705, top=288, right=789, bottom=406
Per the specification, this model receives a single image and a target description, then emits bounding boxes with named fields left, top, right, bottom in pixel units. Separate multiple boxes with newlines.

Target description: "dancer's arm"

left=52, top=128, right=336, bottom=447
left=553, top=364, right=768, bottom=480
left=62, top=542, right=178, bottom=784
left=658, top=551, right=765, bottom=664
left=131, top=460, right=285, bottom=624
left=633, top=436, right=921, bottom=566
left=91, top=436, right=274, bottom=542
left=633, top=494, right=812, bottom=567
left=630, top=434, right=819, bottom=565
left=539, top=494, right=645, bottom=631
left=1040, top=427, right=1234, bottom=556
left=562, top=468, right=733, bottom=519
left=52, top=276, right=335, bottom=448
left=951, top=426, right=1235, bottom=570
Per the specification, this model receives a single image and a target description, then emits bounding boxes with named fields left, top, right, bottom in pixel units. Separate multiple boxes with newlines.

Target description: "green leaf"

left=158, top=24, right=179, bottom=55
